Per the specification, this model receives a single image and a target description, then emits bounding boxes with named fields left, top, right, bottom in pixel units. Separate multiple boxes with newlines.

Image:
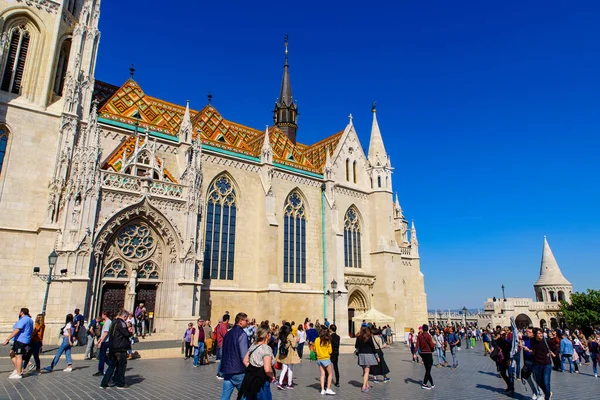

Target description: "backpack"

left=521, top=364, right=532, bottom=380
left=278, top=341, right=289, bottom=357
left=490, top=346, right=504, bottom=363
left=94, top=321, right=102, bottom=338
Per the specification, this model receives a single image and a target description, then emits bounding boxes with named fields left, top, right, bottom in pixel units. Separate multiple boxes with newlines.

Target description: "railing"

left=102, top=171, right=141, bottom=191
left=150, top=181, right=184, bottom=199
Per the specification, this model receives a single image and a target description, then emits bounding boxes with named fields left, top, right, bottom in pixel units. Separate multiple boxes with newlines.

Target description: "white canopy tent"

left=352, top=308, right=395, bottom=326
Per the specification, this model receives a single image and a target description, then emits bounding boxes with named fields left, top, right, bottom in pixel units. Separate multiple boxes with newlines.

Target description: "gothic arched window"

left=283, top=191, right=306, bottom=283
left=0, top=129, right=7, bottom=177
left=344, top=207, right=362, bottom=268
left=203, top=175, right=237, bottom=280
left=345, top=159, right=350, bottom=181
left=103, top=260, right=128, bottom=279
left=1, top=26, right=30, bottom=94
left=353, top=161, right=357, bottom=184
left=53, top=39, right=71, bottom=96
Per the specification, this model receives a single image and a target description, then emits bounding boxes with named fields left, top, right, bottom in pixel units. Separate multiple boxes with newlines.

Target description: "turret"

left=367, top=102, right=392, bottom=192
left=533, top=236, right=572, bottom=303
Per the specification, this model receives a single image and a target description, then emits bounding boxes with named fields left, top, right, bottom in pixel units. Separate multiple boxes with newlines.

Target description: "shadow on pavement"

left=478, top=370, right=500, bottom=377
left=404, top=377, right=422, bottom=386
left=126, top=374, right=145, bottom=386
left=475, top=384, right=530, bottom=400
left=347, top=380, right=363, bottom=387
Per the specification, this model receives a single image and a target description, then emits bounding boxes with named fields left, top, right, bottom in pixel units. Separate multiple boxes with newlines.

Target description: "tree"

left=560, top=289, right=600, bottom=331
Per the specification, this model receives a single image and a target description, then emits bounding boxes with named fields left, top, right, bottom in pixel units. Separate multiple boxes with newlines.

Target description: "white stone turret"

left=179, top=100, right=193, bottom=144
left=533, top=236, right=572, bottom=303
left=367, top=102, right=392, bottom=193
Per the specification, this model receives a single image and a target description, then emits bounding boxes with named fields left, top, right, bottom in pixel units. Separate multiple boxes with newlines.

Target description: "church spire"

left=368, top=101, right=387, bottom=164
left=534, top=236, right=571, bottom=286
left=179, top=100, right=193, bottom=143
left=273, top=34, right=299, bottom=144
left=410, top=219, right=418, bottom=245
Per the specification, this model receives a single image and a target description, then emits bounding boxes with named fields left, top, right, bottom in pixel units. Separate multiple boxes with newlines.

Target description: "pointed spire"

left=534, top=236, right=571, bottom=286
left=179, top=100, right=193, bottom=143
left=410, top=219, right=418, bottom=245
left=394, top=192, right=404, bottom=218
left=348, top=113, right=354, bottom=125
left=261, top=125, right=273, bottom=164
left=368, top=102, right=387, bottom=164
left=273, top=34, right=298, bottom=144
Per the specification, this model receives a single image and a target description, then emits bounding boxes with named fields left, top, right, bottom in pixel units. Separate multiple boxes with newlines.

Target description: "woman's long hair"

left=35, top=314, right=45, bottom=327
left=319, top=328, right=331, bottom=346
left=65, top=314, right=74, bottom=325
left=278, top=324, right=291, bottom=343
left=358, top=326, right=372, bottom=343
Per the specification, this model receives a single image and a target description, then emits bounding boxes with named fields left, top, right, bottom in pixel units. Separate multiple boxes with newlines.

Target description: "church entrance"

left=100, top=283, right=126, bottom=318
left=515, top=313, right=533, bottom=329
left=347, top=289, right=369, bottom=337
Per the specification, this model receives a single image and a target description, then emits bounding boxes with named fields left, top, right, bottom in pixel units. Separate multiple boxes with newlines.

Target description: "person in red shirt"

left=215, top=314, right=230, bottom=379
left=417, top=324, right=436, bottom=390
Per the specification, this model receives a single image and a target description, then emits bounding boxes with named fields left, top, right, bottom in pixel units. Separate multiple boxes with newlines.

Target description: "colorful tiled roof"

left=94, top=80, right=344, bottom=175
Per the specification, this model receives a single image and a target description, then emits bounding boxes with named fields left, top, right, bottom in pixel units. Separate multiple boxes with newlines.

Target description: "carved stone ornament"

left=16, top=0, right=60, bottom=14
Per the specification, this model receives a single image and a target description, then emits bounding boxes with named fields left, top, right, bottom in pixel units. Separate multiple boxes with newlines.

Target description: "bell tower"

left=273, top=35, right=298, bottom=144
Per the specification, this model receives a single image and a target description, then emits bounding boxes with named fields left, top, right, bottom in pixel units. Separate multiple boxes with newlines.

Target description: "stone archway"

left=515, top=313, right=533, bottom=329
left=347, top=288, right=369, bottom=336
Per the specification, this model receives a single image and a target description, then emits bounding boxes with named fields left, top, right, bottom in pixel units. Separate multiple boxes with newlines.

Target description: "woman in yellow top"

left=314, top=328, right=336, bottom=395
left=23, top=314, right=45, bottom=374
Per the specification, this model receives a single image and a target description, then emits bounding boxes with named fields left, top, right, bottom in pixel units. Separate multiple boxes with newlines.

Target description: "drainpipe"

left=321, top=183, right=327, bottom=321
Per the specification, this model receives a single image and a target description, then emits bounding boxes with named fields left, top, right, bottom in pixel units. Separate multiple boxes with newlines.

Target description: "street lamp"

left=326, top=279, right=342, bottom=326
left=501, top=284, right=506, bottom=301
left=462, top=306, right=467, bottom=327
left=33, top=249, right=65, bottom=315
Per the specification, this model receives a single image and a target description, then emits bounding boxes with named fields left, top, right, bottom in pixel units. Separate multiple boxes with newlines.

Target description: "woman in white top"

left=297, top=324, right=307, bottom=360
left=44, top=314, right=74, bottom=372
left=239, top=326, right=275, bottom=399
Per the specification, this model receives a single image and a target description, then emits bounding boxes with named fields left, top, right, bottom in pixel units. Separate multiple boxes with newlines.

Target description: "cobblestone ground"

left=1, top=341, right=598, bottom=399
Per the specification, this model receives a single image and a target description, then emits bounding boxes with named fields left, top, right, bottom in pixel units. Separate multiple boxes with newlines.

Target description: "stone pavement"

left=0, top=341, right=598, bottom=399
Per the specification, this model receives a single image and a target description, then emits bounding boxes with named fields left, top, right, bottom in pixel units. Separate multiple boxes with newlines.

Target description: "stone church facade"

left=0, top=0, right=427, bottom=339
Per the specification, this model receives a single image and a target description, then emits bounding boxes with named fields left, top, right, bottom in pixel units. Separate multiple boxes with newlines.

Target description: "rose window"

left=117, top=223, right=155, bottom=260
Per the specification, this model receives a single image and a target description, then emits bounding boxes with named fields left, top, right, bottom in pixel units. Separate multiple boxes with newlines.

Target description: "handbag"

left=274, top=361, right=282, bottom=370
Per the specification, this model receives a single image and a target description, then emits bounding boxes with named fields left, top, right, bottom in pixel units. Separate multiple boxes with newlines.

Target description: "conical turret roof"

left=534, top=236, right=571, bottom=286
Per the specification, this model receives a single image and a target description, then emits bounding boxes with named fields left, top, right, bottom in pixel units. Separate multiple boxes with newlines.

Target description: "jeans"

left=184, top=342, right=193, bottom=358
left=220, top=372, right=245, bottom=400
left=297, top=342, right=305, bottom=359
left=22, top=341, right=42, bottom=371
left=514, top=351, right=521, bottom=379
left=560, top=354, right=573, bottom=372
left=435, top=347, right=446, bottom=364
left=241, top=380, right=272, bottom=400
left=533, top=363, right=552, bottom=400
left=101, top=351, right=127, bottom=387
left=524, top=360, right=540, bottom=397
left=217, top=347, right=223, bottom=375
left=85, top=334, right=95, bottom=359
left=193, top=342, right=205, bottom=366
left=591, top=352, right=598, bottom=375
left=331, top=355, right=340, bottom=384
left=422, top=353, right=434, bottom=386
left=50, top=337, right=72, bottom=368
left=450, top=346, right=458, bottom=367
left=499, top=362, right=514, bottom=391
left=98, top=341, right=111, bottom=373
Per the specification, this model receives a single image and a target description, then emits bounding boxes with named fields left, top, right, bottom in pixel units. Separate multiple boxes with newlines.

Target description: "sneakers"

left=595, top=373, right=598, bottom=378
left=431, top=385, right=435, bottom=389
left=334, top=382, right=340, bottom=387
left=116, top=385, right=129, bottom=390
left=321, top=389, right=326, bottom=395
left=325, top=388, right=336, bottom=395
left=532, top=394, right=538, bottom=400
left=276, top=383, right=286, bottom=390
left=373, top=377, right=379, bottom=383
left=421, top=384, right=431, bottom=390
left=9, top=374, right=22, bottom=380
left=361, top=386, right=369, bottom=393
left=63, top=367, right=72, bottom=372
left=286, top=385, right=294, bottom=390
left=99, top=385, right=107, bottom=389
left=383, top=377, right=391, bottom=383
left=9, top=370, right=17, bottom=378
left=216, top=374, right=224, bottom=380
left=92, top=371, right=104, bottom=376
left=25, top=363, right=36, bottom=373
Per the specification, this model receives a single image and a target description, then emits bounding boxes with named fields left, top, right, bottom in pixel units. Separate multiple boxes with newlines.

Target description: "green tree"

left=560, top=289, right=600, bottom=329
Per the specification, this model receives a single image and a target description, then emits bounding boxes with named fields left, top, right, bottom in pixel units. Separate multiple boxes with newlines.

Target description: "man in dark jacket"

left=220, top=312, right=249, bottom=400
left=329, top=324, right=341, bottom=387
left=100, top=309, right=133, bottom=389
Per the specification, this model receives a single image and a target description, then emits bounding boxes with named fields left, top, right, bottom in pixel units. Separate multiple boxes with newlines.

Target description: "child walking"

left=314, top=328, right=336, bottom=395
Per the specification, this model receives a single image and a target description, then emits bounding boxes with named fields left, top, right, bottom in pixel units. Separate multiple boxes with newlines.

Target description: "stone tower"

left=272, top=35, right=298, bottom=144
left=534, top=236, right=572, bottom=303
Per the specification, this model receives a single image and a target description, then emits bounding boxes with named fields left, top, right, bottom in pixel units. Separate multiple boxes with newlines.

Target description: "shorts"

left=12, top=341, right=27, bottom=356
left=317, top=359, right=331, bottom=367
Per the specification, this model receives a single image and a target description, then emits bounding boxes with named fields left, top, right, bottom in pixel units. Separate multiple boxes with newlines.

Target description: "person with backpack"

left=216, top=314, right=230, bottom=379
left=482, top=329, right=492, bottom=356
left=43, top=314, right=75, bottom=373
left=275, top=324, right=300, bottom=390
left=417, top=324, right=435, bottom=390
left=238, top=326, right=275, bottom=400
left=100, top=309, right=133, bottom=389
left=84, top=315, right=102, bottom=360
left=493, top=329, right=514, bottom=396
left=530, top=328, right=553, bottom=400
left=521, top=327, right=541, bottom=398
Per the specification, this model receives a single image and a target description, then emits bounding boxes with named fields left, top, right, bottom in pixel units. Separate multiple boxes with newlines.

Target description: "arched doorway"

left=98, top=220, right=164, bottom=327
left=348, top=288, right=369, bottom=337
left=515, top=313, right=533, bottom=329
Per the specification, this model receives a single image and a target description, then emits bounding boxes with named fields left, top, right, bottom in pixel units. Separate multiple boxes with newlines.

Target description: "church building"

left=0, top=0, right=427, bottom=339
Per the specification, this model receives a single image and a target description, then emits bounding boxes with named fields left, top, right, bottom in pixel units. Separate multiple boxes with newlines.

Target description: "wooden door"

left=100, top=283, right=126, bottom=318
left=135, top=284, right=157, bottom=314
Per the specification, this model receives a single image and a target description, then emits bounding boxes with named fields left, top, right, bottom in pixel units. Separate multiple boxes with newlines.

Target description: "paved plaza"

left=1, top=341, right=598, bottom=399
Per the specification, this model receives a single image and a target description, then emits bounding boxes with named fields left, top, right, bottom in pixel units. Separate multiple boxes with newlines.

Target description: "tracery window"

left=1, top=26, right=30, bottom=94
left=203, top=175, right=237, bottom=280
left=0, top=129, right=7, bottom=177
left=103, top=260, right=128, bottom=279
left=117, top=223, right=155, bottom=259
left=283, top=191, right=306, bottom=283
left=138, top=261, right=159, bottom=280
left=344, top=207, right=362, bottom=268
left=53, top=39, right=71, bottom=96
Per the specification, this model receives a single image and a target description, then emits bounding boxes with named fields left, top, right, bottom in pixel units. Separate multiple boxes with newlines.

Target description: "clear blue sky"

left=96, top=1, right=600, bottom=310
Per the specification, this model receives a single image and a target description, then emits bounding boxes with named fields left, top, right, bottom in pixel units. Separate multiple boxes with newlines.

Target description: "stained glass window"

left=344, top=207, right=362, bottom=268
left=203, top=176, right=236, bottom=280
left=283, top=191, right=306, bottom=283
left=117, top=223, right=155, bottom=259
left=0, top=129, right=7, bottom=177
left=138, top=261, right=159, bottom=280
left=103, top=260, right=128, bottom=279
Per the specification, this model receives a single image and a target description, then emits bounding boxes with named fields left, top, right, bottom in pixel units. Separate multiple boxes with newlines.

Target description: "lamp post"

left=462, top=306, right=467, bottom=327
left=32, top=250, right=65, bottom=315
left=326, top=279, right=342, bottom=326
left=501, top=284, right=506, bottom=301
